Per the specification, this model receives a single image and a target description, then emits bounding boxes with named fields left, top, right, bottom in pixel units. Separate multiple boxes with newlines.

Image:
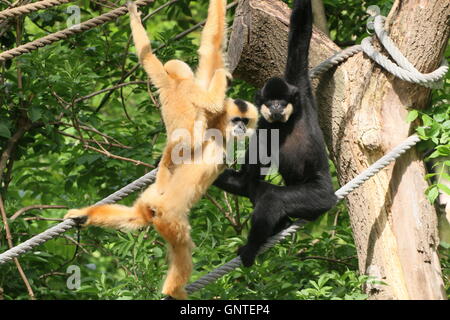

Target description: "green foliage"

left=406, top=49, right=450, bottom=205
left=0, top=0, right=448, bottom=300
left=323, top=0, right=394, bottom=45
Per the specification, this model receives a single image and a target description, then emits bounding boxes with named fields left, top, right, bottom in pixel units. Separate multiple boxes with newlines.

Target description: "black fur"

left=234, top=99, right=249, bottom=113
left=214, top=0, right=336, bottom=267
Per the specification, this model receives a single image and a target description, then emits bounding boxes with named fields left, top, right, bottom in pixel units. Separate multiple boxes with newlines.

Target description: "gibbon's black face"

left=256, top=77, right=298, bottom=123
left=231, top=116, right=250, bottom=136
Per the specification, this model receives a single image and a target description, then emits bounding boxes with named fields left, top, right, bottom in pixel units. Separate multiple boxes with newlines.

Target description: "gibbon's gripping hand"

left=127, top=1, right=141, bottom=21
left=64, top=209, right=89, bottom=226
left=238, top=243, right=258, bottom=267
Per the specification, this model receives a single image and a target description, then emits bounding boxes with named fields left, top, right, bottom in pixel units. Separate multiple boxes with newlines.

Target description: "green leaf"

left=421, top=114, right=434, bottom=127
left=29, top=106, right=42, bottom=122
left=0, top=123, right=11, bottom=138
left=406, top=110, right=419, bottom=123
left=426, top=186, right=439, bottom=203
left=437, top=183, right=450, bottom=195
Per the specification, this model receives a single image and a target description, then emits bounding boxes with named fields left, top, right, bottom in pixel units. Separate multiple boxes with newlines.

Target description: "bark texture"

left=227, top=0, right=449, bottom=299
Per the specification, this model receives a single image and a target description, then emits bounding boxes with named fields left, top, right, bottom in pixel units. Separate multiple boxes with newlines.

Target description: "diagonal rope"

left=0, top=169, right=157, bottom=265
left=0, top=0, right=154, bottom=62
left=0, top=0, right=76, bottom=23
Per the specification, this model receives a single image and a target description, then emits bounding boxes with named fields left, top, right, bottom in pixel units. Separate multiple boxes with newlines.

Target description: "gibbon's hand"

left=127, top=1, right=141, bottom=21
left=238, top=243, right=258, bottom=267
left=64, top=209, right=89, bottom=226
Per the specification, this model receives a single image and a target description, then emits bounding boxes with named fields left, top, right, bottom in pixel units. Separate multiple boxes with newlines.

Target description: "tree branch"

left=0, top=195, right=35, bottom=300
left=0, top=119, right=31, bottom=190
left=205, top=193, right=241, bottom=233
left=84, top=145, right=155, bottom=168
left=10, top=204, right=67, bottom=220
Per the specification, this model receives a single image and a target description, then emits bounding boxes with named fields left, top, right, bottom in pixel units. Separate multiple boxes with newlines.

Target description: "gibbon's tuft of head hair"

left=263, top=77, right=291, bottom=99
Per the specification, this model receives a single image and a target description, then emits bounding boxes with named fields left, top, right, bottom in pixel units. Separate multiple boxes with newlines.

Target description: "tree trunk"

left=227, top=0, right=449, bottom=299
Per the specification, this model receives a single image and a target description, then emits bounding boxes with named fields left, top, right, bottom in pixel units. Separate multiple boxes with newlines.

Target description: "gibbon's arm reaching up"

left=128, top=2, right=168, bottom=89
left=283, top=0, right=312, bottom=91
left=195, top=0, right=228, bottom=90
left=128, top=2, right=229, bottom=114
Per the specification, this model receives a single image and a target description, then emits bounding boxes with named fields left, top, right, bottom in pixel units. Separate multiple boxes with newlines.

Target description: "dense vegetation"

left=0, top=0, right=448, bottom=300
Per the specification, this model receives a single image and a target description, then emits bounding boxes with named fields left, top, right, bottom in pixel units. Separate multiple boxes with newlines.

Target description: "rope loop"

left=361, top=15, right=448, bottom=88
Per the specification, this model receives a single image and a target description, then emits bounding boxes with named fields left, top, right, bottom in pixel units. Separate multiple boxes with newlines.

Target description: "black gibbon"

left=64, top=0, right=258, bottom=300
left=213, top=0, right=337, bottom=267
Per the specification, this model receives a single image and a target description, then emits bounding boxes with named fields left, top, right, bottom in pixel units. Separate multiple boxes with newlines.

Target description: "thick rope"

left=0, top=0, right=154, bottom=62
left=309, top=45, right=363, bottom=79
left=310, top=16, right=448, bottom=88
left=334, top=135, right=421, bottom=200
left=362, top=16, right=448, bottom=89
left=0, top=0, right=75, bottom=23
left=0, top=169, right=157, bottom=265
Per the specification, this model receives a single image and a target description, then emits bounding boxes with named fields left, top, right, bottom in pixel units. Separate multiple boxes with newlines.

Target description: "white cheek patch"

left=260, top=104, right=273, bottom=123
left=282, top=103, right=294, bottom=122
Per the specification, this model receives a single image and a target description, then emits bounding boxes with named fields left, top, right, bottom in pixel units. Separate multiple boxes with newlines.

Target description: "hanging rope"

left=0, top=0, right=154, bottom=62
left=0, top=0, right=76, bottom=23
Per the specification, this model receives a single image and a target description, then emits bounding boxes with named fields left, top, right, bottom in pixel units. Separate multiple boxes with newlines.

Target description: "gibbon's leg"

left=196, top=0, right=227, bottom=89
left=237, top=188, right=288, bottom=267
left=153, top=213, right=193, bottom=300
left=64, top=201, right=153, bottom=231
left=154, top=145, right=176, bottom=195
left=128, top=2, right=168, bottom=88
left=238, top=178, right=337, bottom=267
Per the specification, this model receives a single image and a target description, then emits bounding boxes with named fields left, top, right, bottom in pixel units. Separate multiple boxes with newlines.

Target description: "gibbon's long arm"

left=283, top=0, right=312, bottom=89
left=196, top=0, right=227, bottom=89
left=128, top=2, right=168, bottom=89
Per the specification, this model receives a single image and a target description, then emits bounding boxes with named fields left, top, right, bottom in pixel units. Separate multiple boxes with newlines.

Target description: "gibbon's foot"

left=64, top=209, right=89, bottom=226
left=224, top=69, right=233, bottom=87
left=162, top=286, right=188, bottom=300
left=238, top=244, right=258, bottom=267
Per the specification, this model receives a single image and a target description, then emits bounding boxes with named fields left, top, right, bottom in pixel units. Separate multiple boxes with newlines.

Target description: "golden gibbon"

left=128, top=0, right=231, bottom=195
left=64, top=0, right=258, bottom=299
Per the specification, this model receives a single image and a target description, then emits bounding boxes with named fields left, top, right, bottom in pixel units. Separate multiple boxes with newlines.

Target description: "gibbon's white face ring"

left=282, top=103, right=294, bottom=122
left=261, top=104, right=274, bottom=123
left=261, top=103, right=294, bottom=123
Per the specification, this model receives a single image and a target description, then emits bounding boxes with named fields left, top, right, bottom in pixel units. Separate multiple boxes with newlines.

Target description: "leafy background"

left=0, top=0, right=448, bottom=300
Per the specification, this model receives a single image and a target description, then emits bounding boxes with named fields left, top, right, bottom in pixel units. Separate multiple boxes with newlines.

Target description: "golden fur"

left=64, top=0, right=258, bottom=300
